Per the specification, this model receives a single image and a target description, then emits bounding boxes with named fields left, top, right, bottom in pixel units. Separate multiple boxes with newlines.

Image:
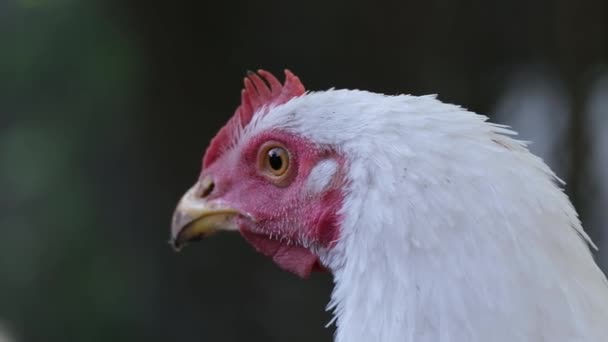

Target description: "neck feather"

left=319, top=108, right=608, bottom=342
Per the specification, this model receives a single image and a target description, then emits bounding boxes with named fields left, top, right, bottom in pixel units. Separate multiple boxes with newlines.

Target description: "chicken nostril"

left=201, top=182, right=214, bottom=198
left=198, top=176, right=215, bottom=198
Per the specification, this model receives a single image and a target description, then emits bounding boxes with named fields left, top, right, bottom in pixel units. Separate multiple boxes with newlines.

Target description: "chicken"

left=170, top=70, right=608, bottom=342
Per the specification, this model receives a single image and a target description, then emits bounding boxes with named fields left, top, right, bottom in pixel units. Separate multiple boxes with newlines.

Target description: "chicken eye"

left=268, top=148, right=285, bottom=172
left=258, top=143, right=291, bottom=183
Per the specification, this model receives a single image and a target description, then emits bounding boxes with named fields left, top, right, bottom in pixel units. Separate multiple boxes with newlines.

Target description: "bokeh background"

left=1, top=0, right=607, bottom=341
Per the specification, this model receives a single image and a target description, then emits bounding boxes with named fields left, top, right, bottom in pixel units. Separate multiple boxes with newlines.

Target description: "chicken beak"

left=170, top=183, right=240, bottom=251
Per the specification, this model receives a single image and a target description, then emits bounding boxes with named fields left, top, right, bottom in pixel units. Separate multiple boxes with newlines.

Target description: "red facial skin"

left=201, top=130, right=345, bottom=278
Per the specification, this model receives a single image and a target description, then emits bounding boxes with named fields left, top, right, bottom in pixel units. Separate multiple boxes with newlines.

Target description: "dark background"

left=1, top=0, right=607, bottom=341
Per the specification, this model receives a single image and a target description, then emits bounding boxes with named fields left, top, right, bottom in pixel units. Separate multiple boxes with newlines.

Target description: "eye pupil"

left=268, top=149, right=283, bottom=170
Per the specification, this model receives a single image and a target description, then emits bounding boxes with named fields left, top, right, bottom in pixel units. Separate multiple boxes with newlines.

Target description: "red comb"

left=203, top=69, right=306, bottom=167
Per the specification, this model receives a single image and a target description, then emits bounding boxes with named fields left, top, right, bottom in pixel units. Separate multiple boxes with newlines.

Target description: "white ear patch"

left=304, top=159, right=338, bottom=194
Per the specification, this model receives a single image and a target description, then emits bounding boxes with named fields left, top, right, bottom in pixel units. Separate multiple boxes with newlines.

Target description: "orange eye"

left=258, top=143, right=291, bottom=183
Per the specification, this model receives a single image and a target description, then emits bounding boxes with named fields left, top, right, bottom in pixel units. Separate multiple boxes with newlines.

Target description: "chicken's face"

left=171, top=71, right=345, bottom=278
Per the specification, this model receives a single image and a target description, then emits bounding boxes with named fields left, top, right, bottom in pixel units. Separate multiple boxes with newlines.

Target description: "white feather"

left=243, top=89, right=608, bottom=342
left=303, top=159, right=339, bottom=194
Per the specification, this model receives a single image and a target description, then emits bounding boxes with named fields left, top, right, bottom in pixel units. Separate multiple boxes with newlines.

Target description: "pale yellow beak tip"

left=170, top=183, right=240, bottom=250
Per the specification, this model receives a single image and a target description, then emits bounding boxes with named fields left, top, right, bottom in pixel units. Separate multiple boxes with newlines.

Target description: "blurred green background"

left=0, top=0, right=607, bottom=341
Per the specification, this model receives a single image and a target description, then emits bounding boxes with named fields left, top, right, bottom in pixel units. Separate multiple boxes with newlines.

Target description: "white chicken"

left=171, top=70, right=608, bottom=342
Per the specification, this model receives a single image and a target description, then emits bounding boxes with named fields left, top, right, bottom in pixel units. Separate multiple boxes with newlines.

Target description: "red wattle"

left=239, top=229, right=320, bottom=278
